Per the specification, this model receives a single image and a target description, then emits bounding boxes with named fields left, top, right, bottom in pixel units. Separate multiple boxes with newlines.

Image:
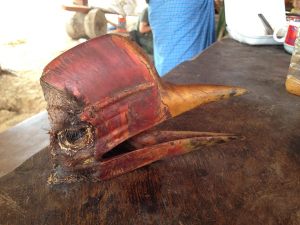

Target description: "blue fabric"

left=148, top=0, right=215, bottom=76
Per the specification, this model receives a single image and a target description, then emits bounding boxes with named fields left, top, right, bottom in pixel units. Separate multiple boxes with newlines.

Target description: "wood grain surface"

left=1, top=39, right=300, bottom=225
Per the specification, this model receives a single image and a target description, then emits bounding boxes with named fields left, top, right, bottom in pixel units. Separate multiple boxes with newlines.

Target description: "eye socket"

left=65, top=127, right=87, bottom=143
left=57, top=125, right=94, bottom=154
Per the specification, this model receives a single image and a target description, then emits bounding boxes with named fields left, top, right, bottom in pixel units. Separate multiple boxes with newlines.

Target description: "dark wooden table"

left=1, top=38, right=300, bottom=225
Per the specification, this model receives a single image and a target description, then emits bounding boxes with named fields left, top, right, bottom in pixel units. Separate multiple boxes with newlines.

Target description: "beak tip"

left=228, top=134, right=245, bottom=141
left=231, top=87, right=248, bottom=97
left=232, top=134, right=245, bottom=140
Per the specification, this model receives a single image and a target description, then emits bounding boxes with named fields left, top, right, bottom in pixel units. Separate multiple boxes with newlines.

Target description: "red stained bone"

left=41, top=34, right=246, bottom=182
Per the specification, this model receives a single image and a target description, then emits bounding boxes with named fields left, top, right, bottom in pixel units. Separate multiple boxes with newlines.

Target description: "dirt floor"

left=0, top=0, right=83, bottom=133
left=0, top=68, right=46, bottom=133
left=0, top=33, right=80, bottom=134
left=0, top=0, right=139, bottom=133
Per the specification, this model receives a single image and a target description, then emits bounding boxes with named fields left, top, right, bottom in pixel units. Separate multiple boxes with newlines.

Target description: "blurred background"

left=0, top=0, right=81, bottom=132
left=0, top=0, right=146, bottom=133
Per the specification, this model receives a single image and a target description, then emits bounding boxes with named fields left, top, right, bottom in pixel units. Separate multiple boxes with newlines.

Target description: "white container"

left=224, top=0, right=286, bottom=45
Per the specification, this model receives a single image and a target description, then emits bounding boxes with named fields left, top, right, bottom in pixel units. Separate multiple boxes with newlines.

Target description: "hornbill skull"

left=40, top=34, right=247, bottom=184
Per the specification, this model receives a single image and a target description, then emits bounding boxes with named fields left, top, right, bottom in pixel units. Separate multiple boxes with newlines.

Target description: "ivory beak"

left=160, top=82, right=247, bottom=117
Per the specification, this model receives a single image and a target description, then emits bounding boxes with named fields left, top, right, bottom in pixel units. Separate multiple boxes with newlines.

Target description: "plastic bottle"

left=117, top=15, right=127, bottom=33
left=286, top=27, right=300, bottom=96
